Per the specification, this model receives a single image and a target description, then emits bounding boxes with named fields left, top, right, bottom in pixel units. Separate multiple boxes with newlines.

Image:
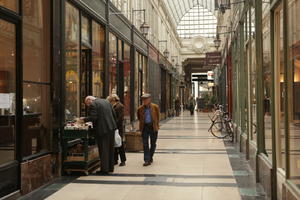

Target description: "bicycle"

left=208, top=106, right=234, bottom=142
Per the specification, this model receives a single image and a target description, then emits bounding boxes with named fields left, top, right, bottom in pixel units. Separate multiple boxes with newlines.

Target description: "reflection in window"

left=22, top=0, right=51, bottom=157
left=134, top=52, right=142, bottom=119
left=124, top=43, right=131, bottom=121
left=0, top=19, right=16, bottom=164
left=22, top=84, right=50, bottom=157
left=0, top=0, right=18, bottom=13
left=263, top=13, right=272, bottom=160
left=109, top=33, right=117, bottom=95
left=23, top=0, right=50, bottom=83
left=251, top=38, right=257, bottom=143
left=274, top=6, right=286, bottom=169
left=288, top=0, right=300, bottom=186
left=65, top=2, right=80, bottom=121
left=92, top=21, right=105, bottom=98
left=81, top=16, right=90, bottom=45
left=142, top=56, right=148, bottom=94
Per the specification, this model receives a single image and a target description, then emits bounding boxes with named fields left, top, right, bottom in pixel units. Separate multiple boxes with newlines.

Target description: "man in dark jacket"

left=107, top=94, right=126, bottom=166
left=81, top=96, right=117, bottom=175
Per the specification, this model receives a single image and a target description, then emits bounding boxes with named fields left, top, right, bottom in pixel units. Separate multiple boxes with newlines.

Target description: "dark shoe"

left=114, top=162, right=118, bottom=165
left=96, top=171, right=109, bottom=175
left=119, top=162, right=126, bottom=167
left=150, top=158, right=153, bottom=163
left=143, top=161, right=151, bottom=166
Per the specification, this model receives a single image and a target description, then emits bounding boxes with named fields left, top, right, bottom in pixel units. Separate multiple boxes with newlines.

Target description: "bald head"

left=85, top=96, right=96, bottom=106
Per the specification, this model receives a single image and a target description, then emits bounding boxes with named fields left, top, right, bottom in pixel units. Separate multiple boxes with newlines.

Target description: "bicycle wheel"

left=210, top=122, right=228, bottom=138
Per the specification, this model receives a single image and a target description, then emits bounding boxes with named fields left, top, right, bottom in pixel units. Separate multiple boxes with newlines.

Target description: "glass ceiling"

left=163, top=0, right=217, bottom=39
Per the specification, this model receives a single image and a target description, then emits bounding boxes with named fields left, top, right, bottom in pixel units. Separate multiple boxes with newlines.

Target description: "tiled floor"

left=21, top=112, right=266, bottom=200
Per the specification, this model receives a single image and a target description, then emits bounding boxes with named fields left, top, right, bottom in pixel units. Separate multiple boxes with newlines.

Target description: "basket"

left=125, top=131, right=143, bottom=152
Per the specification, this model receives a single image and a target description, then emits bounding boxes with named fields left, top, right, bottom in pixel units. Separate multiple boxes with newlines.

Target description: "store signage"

left=207, top=71, right=214, bottom=80
left=206, top=52, right=221, bottom=65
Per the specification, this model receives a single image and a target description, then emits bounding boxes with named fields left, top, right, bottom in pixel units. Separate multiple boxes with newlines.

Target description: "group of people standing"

left=78, top=93, right=160, bottom=175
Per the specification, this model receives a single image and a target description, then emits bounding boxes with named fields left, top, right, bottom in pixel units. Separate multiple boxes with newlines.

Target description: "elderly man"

left=137, top=94, right=160, bottom=166
left=81, top=96, right=117, bottom=175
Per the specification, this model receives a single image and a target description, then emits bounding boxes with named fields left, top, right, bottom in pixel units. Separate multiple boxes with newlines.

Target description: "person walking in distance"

left=107, top=94, right=127, bottom=167
left=188, top=96, right=195, bottom=115
left=137, top=94, right=160, bottom=166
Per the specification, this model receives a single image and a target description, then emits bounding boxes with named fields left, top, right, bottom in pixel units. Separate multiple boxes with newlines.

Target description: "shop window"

left=22, top=0, right=51, bottom=157
left=134, top=52, right=142, bottom=119
left=124, top=43, right=131, bottom=121
left=109, top=33, right=117, bottom=95
left=142, top=56, right=148, bottom=94
left=263, top=13, right=273, bottom=160
left=0, top=0, right=18, bottom=13
left=0, top=19, right=16, bottom=164
left=81, top=16, right=90, bottom=45
left=23, top=0, right=50, bottom=83
left=287, top=0, right=300, bottom=185
left=92, top=21, right=105, bottom=98
left=274, top=6, right=286, bottom=170
left=22, top=84, right=50, bottom=157
left=250, top=37, right=257, bottom=143
left=65, top=2, right=80, bottom=121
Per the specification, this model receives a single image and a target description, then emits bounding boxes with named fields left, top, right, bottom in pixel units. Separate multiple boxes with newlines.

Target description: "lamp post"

left=132, top=9, right=150, bottom=37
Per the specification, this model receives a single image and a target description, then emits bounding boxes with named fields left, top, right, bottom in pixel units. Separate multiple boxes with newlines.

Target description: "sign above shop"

left=206, top=52, right=221, bottom=65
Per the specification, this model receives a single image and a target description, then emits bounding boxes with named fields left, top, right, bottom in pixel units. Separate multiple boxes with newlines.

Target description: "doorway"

left=80, top=47, right=92, bottom=117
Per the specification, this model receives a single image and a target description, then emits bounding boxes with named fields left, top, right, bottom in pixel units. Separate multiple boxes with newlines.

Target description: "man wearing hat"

left=137, top=93, right=160, bottom=166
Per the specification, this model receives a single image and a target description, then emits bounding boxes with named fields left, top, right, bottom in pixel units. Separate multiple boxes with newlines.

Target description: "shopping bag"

left=114, top=129, right=122, bottom=147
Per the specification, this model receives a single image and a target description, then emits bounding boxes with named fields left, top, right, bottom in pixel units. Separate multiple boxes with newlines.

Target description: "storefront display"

left=287, top=0, right=300, bottom=187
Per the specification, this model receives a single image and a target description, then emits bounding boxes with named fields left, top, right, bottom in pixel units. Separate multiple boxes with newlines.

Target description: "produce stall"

left=62, top=122, right=99, bottom=175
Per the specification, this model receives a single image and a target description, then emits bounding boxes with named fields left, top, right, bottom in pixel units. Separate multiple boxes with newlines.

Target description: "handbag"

left=114, top=129, right=122, bottom=147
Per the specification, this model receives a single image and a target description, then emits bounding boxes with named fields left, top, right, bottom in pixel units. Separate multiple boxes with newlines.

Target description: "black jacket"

left=85, top=99, right=117, bottom=135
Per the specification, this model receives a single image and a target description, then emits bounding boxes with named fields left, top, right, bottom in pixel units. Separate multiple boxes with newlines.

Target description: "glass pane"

left=0, top=19, right=16, bottom=164
left=134, top=52, right=139, bottom=119
left=65, top=2, right=80, bottom=121
left=23, top=0, right=50, bottom=83
left=274, top=6, right=286, bottom=169
left=81, top=16, right=90, bottom=45
left=22, top=83, right=50, bottom=157
left=92, top=21, right=105, bottom=98
left=109, top=33, right=117, bottom=95
left=251, top=33, right=257, bottom=143
left=142, top=56, right=148, bottom=94
left=124, top=43, right=131, bottom=121
left=0, top=0, right=18, bottom=13
left=263, top=13, right=272, bottom=160
left=288, top=0, right=300, bottom=185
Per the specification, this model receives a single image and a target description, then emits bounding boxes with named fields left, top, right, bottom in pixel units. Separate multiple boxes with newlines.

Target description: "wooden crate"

left=66, top=145, right=99, bottom=162
left=125, top=131, right=143, bottom=152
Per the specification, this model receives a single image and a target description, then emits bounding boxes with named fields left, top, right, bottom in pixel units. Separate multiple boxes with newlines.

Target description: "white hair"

left=85, top=96, right=96, bottom=103
left=107, top=94, right=120, bottom=102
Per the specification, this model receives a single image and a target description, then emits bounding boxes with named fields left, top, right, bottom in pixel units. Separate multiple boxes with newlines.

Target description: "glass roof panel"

left=164, top=0, right=217, bottom=39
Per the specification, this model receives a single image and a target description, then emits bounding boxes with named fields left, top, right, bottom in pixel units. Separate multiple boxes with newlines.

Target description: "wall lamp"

left=171, top=56, right=180, bottom=69
left=132, top=9, right=150, bottom=37
left=158, top=40, right=170, bottom=59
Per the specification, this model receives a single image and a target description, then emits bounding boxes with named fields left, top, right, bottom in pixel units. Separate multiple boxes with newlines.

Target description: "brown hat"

left=141, top=93, right=151, bottom=99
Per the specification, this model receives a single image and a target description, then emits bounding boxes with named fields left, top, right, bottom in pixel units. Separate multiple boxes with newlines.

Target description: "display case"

left=62, top=124, right=99, bottom=175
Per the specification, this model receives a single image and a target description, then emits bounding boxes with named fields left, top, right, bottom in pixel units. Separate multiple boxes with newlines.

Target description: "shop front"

left=0, top=0, right=57, bottom=197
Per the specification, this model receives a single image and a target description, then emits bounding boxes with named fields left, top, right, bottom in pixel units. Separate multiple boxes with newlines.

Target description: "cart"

left=62, top=129, right=100, bottom=175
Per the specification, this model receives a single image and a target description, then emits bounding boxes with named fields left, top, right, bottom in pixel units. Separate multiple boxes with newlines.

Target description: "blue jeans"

left=142, top=124, right=158, bottom=162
